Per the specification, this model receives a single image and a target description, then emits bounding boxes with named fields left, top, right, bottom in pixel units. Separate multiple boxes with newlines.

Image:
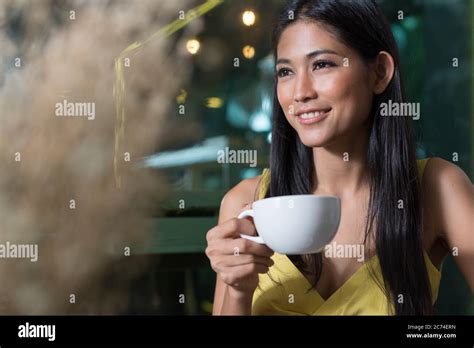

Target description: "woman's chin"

left=298, top=134, right=331, bottom=148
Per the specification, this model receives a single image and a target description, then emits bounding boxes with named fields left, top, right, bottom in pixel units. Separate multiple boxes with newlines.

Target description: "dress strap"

left=417, top=157, right=431, bottom=181
left=258, top=168, right=270, bottom=200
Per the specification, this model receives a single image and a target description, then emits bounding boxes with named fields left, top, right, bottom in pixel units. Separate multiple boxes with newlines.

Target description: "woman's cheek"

left=344, top=73, right=373, bottom=123
left=316, top=72, right=348, bottom=99
left=277, top=85, right=293, bottom=118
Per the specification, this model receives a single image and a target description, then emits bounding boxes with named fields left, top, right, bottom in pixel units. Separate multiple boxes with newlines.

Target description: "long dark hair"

left=267, top=0, right=432, bottom=315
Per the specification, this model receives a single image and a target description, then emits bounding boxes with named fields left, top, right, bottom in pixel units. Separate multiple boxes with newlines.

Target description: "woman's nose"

left=293, top=73, right=318, bottom=103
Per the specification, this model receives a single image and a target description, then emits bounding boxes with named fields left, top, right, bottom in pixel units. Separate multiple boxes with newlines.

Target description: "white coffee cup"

left=238, top=194, right=341, bottom=255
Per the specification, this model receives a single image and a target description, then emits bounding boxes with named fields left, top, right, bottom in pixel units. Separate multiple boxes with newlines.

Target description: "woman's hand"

left=205, top=204, right=274, bottom=296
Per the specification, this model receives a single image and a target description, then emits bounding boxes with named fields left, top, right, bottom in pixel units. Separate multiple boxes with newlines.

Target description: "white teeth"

left=299, top=111, right=321, bottom=119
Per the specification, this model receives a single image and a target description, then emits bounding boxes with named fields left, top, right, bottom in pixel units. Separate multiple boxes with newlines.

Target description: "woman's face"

left=276, top=20, right=375, bottom=148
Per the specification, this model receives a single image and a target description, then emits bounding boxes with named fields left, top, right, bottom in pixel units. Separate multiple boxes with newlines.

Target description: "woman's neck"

left=311, top=132, right=370, bottom=198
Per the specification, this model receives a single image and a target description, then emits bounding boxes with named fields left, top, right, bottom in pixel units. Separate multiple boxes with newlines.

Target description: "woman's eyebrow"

left=276, top=49, right=340, bottom=65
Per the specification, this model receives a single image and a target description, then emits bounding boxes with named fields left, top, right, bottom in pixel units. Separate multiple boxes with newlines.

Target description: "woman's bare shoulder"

left=219, top=175, right=263, bottom=221
left=423, top=157, right=472, bottom=197
left=423, top=156, right=473, bottom=236
left=221, top=175, right=262, bottom=207
left=423, top=157, right=474, bottom=289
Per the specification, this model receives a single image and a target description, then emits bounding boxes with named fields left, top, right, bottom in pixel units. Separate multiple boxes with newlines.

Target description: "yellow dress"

left=251, top=158, right=442, bottom=315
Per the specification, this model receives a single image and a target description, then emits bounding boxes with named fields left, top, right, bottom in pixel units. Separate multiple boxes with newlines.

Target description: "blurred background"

left=0, top=0, right=472, bottom=315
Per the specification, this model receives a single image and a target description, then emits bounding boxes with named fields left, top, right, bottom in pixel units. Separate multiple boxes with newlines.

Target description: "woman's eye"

left=313, top=61, right=335, bottom=70
left=277, top=68, right=291, bottom=78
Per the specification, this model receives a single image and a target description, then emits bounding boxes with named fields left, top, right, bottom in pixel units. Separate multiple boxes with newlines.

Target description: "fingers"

left=210, top=254, right=274, bottom=280
left=205, top=203, right=276, bottom=289
left=233, top=263, right=271, bottom=277
left=207, top=217, right=257, bottom=240
left=207, top=238, right=274, bottom=258
left=234, top=238, right=274, bottom=257
left=219, top=263, right=271, bottom=286
left=221, top=254, right=274, bottom=267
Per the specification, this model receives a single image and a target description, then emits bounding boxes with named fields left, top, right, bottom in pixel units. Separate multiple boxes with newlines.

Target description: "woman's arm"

left=219, top=284, right=254, bottom=315
left=426, top=157, right=474, bottom=290
left=209, top=176, right=264, bottom=315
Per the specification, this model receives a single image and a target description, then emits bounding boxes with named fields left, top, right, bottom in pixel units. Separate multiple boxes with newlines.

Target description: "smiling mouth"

left=296, top=108, right=331, bottom=124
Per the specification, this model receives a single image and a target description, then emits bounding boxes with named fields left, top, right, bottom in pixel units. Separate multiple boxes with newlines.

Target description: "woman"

left=205, top=0, right=473, bottom=315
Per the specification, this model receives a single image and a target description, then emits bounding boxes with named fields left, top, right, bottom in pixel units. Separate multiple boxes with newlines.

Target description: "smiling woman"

left=206, top=0, right=473, bottom=316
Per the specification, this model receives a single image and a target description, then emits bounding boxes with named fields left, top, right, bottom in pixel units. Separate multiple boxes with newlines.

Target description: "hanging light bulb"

left=243, top=45, right=255, bottom=59
left=186, top=39, right=200, bottom=55
left=205, top=97, right=223, bottom=108
left=242, top=10, right=256, bottom=26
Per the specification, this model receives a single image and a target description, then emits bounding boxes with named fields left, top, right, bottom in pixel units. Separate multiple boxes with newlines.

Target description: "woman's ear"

left=372, top=51, right=395, bottom=95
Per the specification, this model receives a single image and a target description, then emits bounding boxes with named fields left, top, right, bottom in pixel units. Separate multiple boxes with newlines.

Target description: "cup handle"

left=237, top=209, right=265, bottom=244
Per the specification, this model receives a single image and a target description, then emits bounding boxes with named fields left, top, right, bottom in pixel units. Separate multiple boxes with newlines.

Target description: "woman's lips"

left=296, top=109, right=331, bottom=125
